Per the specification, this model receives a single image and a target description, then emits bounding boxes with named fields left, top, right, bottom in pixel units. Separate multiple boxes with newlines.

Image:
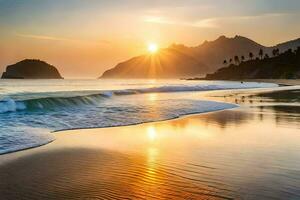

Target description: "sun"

left=147, top=43, right=159, bottom=53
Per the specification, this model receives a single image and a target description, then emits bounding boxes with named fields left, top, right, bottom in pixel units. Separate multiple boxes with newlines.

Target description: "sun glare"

left=148, top=43, right=158, bottom=53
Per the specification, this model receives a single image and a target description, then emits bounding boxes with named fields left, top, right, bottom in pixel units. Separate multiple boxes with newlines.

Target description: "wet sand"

left=1, top=87, right=300, bottom=200
left=247, top=79, right=300, bottom=86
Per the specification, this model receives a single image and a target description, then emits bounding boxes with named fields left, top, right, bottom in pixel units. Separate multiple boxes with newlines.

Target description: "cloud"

left=15, top=33, right=76, bottom=42
left=224, top=12, right=288, bottom=20
left=143, top=12, right=290, bottom=28
left=193, top=18, right=218, bottom=28
left=14, top=33, right=111, bottom=46
left=143, top=16, right=218, bottom=28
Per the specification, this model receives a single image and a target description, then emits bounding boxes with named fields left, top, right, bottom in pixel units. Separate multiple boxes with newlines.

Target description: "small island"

left=1, top=59, right=63, bottom=79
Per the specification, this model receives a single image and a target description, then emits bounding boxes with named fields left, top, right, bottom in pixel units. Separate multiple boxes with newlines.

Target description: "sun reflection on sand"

left=145, top=147, right=159, bottom=182
left=147, top=126, right=157, bottom=141
left=146, top=126, right=159, bottom=179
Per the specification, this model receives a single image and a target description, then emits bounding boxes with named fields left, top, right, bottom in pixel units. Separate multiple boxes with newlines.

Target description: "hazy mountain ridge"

left=101, top=48, right=210, bottom=78
left=100, top=35, right=300, bottom=79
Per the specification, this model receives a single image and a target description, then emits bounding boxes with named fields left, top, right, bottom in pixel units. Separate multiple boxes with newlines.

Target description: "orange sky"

left=0, top=0, right=300, bottom=78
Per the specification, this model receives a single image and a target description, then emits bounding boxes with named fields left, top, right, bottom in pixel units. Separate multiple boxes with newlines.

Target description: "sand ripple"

left=0, top=148, right=240, bottom=200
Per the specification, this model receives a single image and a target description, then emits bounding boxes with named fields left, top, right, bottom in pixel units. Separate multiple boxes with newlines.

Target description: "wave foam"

left=0, top=98, right=26, bottom=113
left=0, top=82, right=277, bottom=114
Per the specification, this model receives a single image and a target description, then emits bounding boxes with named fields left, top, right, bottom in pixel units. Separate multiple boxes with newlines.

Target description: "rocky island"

left=1, top=59, right=63, bottom=79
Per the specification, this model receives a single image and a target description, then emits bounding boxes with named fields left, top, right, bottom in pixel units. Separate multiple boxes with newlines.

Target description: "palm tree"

left=259, top=49, right=264, bottom=59
left=223, top=60, right=227, bottom=65
left=272, top=48, right=280, bottom=57
left=241, top=55, right=245, bottom=62
left=264, top=53, right=269, bottom=59
left=234, top=55, right=240, bottom=65
left=249, top=52, right=254, bottom=60
left=276, top=48, right=280, bottom=56
left=272, top=49, right=277, bottom=57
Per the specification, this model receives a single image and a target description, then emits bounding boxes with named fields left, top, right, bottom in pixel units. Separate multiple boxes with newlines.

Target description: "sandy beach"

left=1, top=84, right=300, bottom=200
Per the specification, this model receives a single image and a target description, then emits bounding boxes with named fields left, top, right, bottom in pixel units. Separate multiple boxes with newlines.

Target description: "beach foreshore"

left=186, top=79, right=300, bottom=86
left=244, top=79, right=300, bottom=86
left=1, top=84, right=300, bottom=200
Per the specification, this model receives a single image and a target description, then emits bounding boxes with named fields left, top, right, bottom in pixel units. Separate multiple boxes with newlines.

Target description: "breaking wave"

left=0, top=93, right=109, bottom=113
left=0, top=82, right=277, bottom=114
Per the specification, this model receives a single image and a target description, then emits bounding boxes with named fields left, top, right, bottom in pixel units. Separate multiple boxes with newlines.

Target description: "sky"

left=0, top=0, right=300, bottom=78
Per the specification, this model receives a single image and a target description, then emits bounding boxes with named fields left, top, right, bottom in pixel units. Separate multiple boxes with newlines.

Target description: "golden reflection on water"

left=148, top=79, right=157, bottom=84
left=148, top=93, right=158, bottom=101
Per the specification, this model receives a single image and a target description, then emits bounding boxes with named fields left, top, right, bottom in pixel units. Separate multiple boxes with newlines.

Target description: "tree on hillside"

left=223, top=60, right=227, bottom=65
left=229, top=58, right=233, bottom=64
left=241, top=55, right=245, bottom=62
left=249, top=52, right=254, bottom=60
left=272, top=49, right=277, bottom=57
left=259, top=49, right=264, bottom=59
left=272, top=49, right=275, bottom=57
left=296, top=46, right=300, bottom=55
left=272, top=48, right=280, bottom=57
left=264, top=53, right=269, bottom=59
left=205, top=48, right=300, bottom=80
left=234, top=56, right=240, bottom=65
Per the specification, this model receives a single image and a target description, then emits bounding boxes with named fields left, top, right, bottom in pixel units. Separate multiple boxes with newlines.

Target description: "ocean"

left=0, top=79, right=277, bottom=154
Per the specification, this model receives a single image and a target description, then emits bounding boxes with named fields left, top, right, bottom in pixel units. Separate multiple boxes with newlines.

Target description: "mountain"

left=1, top=59, right=63, bottom=79
left=101, top=48, right=210, bottom=78
left=205, top=48, right=300, bottom=80
left=100, top=35, right=300, bottom=79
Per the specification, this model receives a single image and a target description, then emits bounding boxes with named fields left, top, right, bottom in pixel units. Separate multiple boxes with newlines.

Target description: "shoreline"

left=0, top=84, right=297, bottom=158
left=0, top=81, right=297, bottom=156
left=0, top=103, right=239, bottom=156
left=1, top=86, right=300, bottom=199
left=186, top=78, right=300, bottom=86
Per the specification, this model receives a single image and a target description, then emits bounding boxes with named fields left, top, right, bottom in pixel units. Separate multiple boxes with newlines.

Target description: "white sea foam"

left=114, top=82, right=277, bottom=95
left=0, top=98, right=26, bottom=113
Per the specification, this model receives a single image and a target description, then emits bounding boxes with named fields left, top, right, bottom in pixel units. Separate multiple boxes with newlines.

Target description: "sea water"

left=0, top=79, right=277, bottom=154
